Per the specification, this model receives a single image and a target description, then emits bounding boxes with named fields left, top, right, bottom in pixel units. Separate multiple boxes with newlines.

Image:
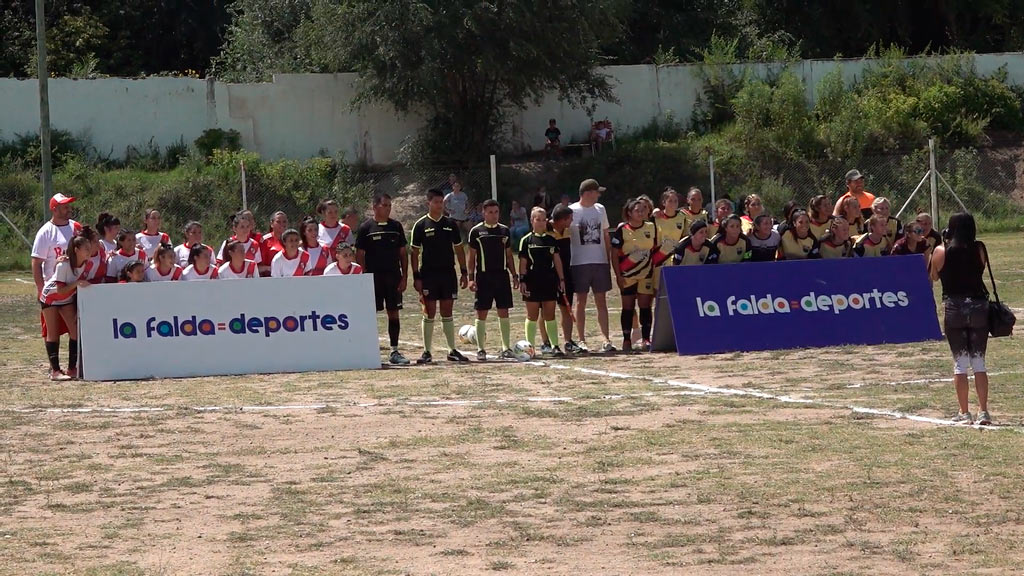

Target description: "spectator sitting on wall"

left=589, top=120, right=614, bottom=153
left=544, top=119, right=562, bottom=159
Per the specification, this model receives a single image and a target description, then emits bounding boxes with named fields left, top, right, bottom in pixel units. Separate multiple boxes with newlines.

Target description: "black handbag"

left=983, top=244, right=1016, bottom=338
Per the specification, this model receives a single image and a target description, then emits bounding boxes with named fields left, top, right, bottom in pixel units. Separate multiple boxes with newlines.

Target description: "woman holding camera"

left=929, top=213, right=991, bottom=425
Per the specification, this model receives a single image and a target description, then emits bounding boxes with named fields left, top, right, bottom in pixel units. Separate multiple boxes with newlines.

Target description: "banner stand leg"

left=650, top=271, right=677, bottom=352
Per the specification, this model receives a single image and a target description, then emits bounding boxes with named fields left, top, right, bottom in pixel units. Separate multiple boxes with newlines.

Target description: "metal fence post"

left=489, top=155, right=498, bottom=202
left=35, top=0, right=53, bottom=222
left=709, top=153, right=716, bottom=207
left=240, top=159, right=248, bottom=210
left=928, top=138, right=939, bottom=223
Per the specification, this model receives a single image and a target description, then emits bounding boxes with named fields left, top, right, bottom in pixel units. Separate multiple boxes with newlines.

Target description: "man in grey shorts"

left=569, top=179, right=616, bottom=353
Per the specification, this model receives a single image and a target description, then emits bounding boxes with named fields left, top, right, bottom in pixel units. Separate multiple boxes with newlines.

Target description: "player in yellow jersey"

left=709, top=214, right=751, bottom=264
left=740, top=194, right=764, bottom=235
left=853, top=215, right=892, bottom=257
left=778, top=210, right=819, bottom=260
left=808, top=195, right=834, bottom=240
left=681, top=187, right=710, bottom=233
left=870, top=197, right=904, bottom=246
left=672, top=220, right=715, bottom=266
left=652, top=187, right=685, bottom=289
left=611, top=198, right=659, bottom=352
left=813, top=216, right=853, bottom=259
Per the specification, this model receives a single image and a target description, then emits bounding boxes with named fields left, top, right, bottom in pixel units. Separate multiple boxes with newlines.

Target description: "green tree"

left=290, top=0, right=629, bottom=160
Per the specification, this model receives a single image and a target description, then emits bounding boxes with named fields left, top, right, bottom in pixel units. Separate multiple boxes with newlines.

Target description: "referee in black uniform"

left=410, top=188, right=470, bottom=363
left=467, top=199, right=519, bottom=361
left=356, top=192, right=411, bottom=365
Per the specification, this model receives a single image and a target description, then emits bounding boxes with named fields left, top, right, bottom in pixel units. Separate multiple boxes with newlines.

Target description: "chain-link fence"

left=695, top=141, right=1024, bottom=229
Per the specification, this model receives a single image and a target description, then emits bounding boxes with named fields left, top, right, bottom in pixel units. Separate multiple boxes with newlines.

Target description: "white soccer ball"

left=458, top=324, right=477, bottom=346
left=513, top=339, right=536, bottom=360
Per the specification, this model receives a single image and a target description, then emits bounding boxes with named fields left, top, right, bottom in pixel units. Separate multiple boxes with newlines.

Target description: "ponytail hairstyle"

left=808, top=195, right=830, bottom=222
left=300, top=216, right=320, bottom=250
left=67, top=236, right=92, bottom=269
left=221, top=239, right=244, bottom=262
left=120, top=260, right=145, bottom=282
left=115, top=228, right=136, bottom=251
left=188, top=243, right=211, bottom=267
left=75, top=225, right=98, bottom=242
left=96, top=212, right=120, bottom=237
left=152, top=243, right=175, bottom=266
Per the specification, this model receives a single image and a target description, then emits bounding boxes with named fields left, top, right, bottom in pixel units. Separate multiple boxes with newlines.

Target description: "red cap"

left=49, top=193, right=76, bottom=211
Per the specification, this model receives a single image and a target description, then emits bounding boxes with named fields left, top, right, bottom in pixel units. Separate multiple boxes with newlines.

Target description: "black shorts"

left=372, top=272, right=403, bottom=311
left=420, top=269, right=458, bottom=301
left=522, top=272, right=559, bottom=303
left=474, top=272, right=513, bottom=311
left=40, top=296, right=75, bottom=310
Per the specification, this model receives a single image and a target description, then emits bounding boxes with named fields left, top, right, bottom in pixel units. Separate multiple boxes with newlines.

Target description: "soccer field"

left=2, top=233, right=1023, bottom=575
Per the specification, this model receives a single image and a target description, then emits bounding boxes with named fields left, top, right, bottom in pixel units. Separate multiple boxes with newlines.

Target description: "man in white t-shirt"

left=32, top=193, right=82, bottom=380
left=443, top=181, right=472, bottom=241
left=569, top=179, right=616, bottom=353
left=32, top=193, right=80, bottom=295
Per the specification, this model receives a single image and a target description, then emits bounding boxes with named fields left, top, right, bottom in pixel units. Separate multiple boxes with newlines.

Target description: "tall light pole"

left=35, top=0, right=53, bottom=221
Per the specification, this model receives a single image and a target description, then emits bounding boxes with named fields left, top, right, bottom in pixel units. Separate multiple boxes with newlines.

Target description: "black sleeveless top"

left=939, top=241, right=988, bottom=299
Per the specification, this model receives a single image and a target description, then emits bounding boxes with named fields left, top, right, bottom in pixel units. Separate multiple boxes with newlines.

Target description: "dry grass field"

left=2, top=233, right=1023, bottom=576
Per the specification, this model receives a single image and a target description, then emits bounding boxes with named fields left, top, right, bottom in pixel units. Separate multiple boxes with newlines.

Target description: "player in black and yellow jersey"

left=410, top=188, right=470, bottom=364
left=853, top=215, right=892, bottom=257
left=708, top=198, right=732, bottom=239
left=672, top=219, right=716, bottom=266
left=652, top=187, right=685, bottom=290
left=915, top=212, right=943, bottom=252
left=467, top=199, right=518, bottom=361
left=869, top=197, right=904, bottom=245
left=519, top=207, right=566, bottom=357
left=538, top=205, right=580, bottom=353
left=681, top=187, right=710, bottom=233
left=709, top=214, right=752, bottom=264
left=808, top=195, right=834, bottom=240
left=740, top=194, right=765, bottom=235
left=611, top=198, right=659, bottom=352
left=813, top=216, right=853, bottom=259
left=778, top=210, right=819, bottom=260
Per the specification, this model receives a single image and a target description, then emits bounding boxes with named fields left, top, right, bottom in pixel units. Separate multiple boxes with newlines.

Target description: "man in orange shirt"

left=834, top=169, right=876, bottom=220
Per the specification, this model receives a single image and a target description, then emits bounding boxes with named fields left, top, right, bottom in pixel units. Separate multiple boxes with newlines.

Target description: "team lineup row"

left=30, top=172, right=937, bottom=379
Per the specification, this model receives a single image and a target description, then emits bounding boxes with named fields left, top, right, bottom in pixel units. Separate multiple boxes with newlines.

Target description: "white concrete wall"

left=2, top=53, right=1023, bottom=165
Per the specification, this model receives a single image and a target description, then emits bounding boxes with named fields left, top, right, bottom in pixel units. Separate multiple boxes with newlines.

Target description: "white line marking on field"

left=14, top=278, right=32, bottom=285
left=9, top=340, right=1020, bottom=431
left=847, top=371, right=1024, bottom=388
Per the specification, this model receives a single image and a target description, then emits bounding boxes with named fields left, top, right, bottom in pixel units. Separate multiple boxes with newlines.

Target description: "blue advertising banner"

left=657, top=255, right=942, bottom=355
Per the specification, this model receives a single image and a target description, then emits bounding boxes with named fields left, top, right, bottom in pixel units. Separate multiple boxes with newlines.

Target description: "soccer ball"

left=513, top=339, right=536, bottom=360
left=458, top=324, right=477, bottom=346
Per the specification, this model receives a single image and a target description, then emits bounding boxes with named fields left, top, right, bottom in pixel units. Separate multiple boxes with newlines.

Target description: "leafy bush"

left=194, top=129, right=242, bottom=159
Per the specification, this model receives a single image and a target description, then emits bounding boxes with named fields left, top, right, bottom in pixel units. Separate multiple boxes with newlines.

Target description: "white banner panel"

left=78, top=276, right=381, bottom=380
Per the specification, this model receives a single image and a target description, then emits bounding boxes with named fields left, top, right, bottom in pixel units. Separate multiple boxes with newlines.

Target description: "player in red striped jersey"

left=270, top=229, right=311, bottom=277
left=300, top=217, right=332, bottom=276
left=39, top=235, right=92, bottom=380
left=145, top=243, right=184, bottom=282
left=217, top=240, right=260, bottom=279
left=182, top=243, right=220, bottom=281
left=136, top=208, right=170, bottom=256
left=217, top=213, right=263, bottom=267
left=317, top=199, right=352, bottom=252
